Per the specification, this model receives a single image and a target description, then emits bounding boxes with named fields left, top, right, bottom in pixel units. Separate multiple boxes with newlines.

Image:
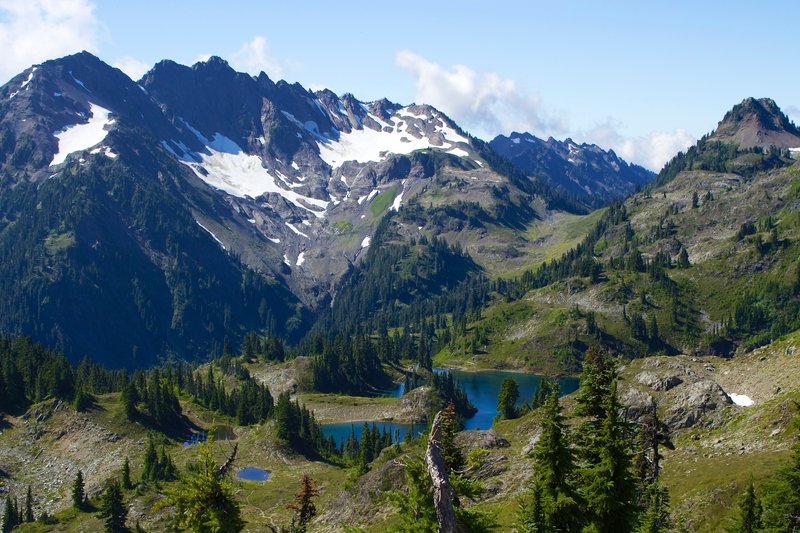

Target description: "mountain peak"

left=709, top=97, right=800, bottom=149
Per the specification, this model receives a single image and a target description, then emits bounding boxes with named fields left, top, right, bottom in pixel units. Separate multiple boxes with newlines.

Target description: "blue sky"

left=2, top=1, right=798, bottom=170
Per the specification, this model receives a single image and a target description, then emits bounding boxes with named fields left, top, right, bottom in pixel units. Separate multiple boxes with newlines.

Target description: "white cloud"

left=581, top=120, right=696, bottom=171
left=396, top=50, right=694, bottom=171
left=0, top=0, right=104, bottom=83
left=112, top=55, right=149, bottom=81
left=229, top=36, right=285, bottom=80
left=786, top=105, right=800, bottom=124
left=395, top=49, right=567, bottom=138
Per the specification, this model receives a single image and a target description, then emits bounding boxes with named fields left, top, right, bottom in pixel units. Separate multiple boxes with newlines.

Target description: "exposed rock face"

left=620, top=356, right=740, bottom=432
left=664, top=380, right=732, bottom=429
left=709, top=97, right=800, bottom=149
left=490, top=132, right=655, bottom=207
left=636, top=370, right=683, bottom=391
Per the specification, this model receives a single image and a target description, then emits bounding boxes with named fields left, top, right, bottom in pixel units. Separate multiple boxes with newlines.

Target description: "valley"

left=0, top=44, right=799, bottom=533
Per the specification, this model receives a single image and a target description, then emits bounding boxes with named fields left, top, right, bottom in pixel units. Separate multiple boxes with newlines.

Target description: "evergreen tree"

left=122, top=381, right=138, bottom=421
left=637, top=481, right=671, bottom=533
left=24, top=486, right=33, bottom=523
left=73, top=387, right=92, bottom=412
left=497, top=378, right=520, bottom=420
left=155, top=434, right=244, bottom=532
left=122, top=457, right=133, bottom=490
left=387, top=458, right=438, bottom=533
left=99, top=480, right=128, bottom=533
left=677, top=248, right=690, bottom=269
left=72, top=470, right=86, bottom=511
left=575, top=346, right=616, bottom=463
left=517, top=387, right=583, bottom=532
left=141, top=435, right=158, bottom=483
left=727, top=478, right=761, bottom=533
left=582, top=382, right=638, bottom=533
left=440, top=402, right=465, bottom=473
left=1, top=495, right=16, bottom=533
left=760, top=436, right=800, bottom=531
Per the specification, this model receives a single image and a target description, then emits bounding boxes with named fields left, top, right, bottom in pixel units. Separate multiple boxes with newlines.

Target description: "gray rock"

left=664, top=380, right=732, bottom=429
left=636, top=371, right=683, bottom=391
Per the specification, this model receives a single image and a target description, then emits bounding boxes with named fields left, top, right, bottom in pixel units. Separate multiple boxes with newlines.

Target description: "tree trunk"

left=426, top=411, right=460, bottom=533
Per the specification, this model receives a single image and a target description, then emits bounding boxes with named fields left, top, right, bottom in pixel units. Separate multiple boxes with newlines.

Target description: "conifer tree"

left=122, top=381, right=138, bottom=421
left=582, top=382, right=638, bottom=533
left=497, top=378, right=520, bottom=420
left=728, top=477, right=762, bottom=533
left=517, top=386, right=583, bottom=532
left=24, top=486, right=33, bottom=523
left=72, top=470, right=86, bottom=510
left=1, top=495, right=15, bottom=533
left=155, top=434, right=244, bottom=532
left=141, top=435, right=158, bottom=483
left=637, top=481, right=671, bottom=533
left=99, top=480, right=127, bottom=533
left=387, top=458, right=438, bottom=533
left=440, top=402, right=465, bottom=473
left=122, top=457, right=133, bottom=490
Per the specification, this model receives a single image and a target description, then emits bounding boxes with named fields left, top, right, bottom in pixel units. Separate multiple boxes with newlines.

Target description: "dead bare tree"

left=426, top=410, right=461, bottom=533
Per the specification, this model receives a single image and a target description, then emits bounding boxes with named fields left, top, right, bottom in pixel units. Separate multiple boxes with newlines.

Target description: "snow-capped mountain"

left=0, top=52, right=549, bottom=364
left=490, top=132, right=655, bottom=207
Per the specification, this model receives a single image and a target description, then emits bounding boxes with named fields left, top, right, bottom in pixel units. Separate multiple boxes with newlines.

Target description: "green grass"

left=43, top=231, right=76, bottom=255
left=369, top=186, right=398, bottom=216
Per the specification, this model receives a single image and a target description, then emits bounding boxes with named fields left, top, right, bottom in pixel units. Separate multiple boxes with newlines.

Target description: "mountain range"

left=0, top=51, right=659, bottom=366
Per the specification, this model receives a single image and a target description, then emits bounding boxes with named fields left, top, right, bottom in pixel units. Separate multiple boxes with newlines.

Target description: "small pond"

left=236, top=467, right=271, bottom=482
left=434, top=368, right=580, bottom=431
left=182, top=424, right=237, bottom=446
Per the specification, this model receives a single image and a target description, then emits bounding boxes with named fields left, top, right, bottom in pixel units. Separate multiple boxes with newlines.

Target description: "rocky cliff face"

left=490, top=131, right=655, bottom=207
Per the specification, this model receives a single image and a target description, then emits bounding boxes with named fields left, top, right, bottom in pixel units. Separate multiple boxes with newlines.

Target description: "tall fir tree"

left=517, top=386, right=583, bottom=532
left=122, top=457, right=133, bottom=490
left=497, top=378, right=520, bottom=420
left=582, top=382, right=638, bottom=533
left=99, top=480, right=127, bottom=533
left=23, top=486, right=33, bottom=523
left=727, top=478, right=762, bottom=533
left=72, top=470, right=86, bottom=511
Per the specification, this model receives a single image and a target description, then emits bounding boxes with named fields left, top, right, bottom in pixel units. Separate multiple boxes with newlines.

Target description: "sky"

left=1, top=0, right=798, bottom=171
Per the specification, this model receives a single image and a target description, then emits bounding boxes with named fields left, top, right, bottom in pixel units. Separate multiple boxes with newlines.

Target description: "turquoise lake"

left=321, top=368, right=579, bottom=443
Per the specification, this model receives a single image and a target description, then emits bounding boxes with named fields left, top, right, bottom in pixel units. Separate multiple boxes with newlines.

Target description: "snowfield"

left=50, top=103, right=115, bottom=166
left=316, top=107, right=469, bottom=168
left=163, top=125, right=329, bottom=218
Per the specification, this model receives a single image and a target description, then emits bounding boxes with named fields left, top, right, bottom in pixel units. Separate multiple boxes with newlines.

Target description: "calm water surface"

left=435, top=368, right=579, bottom=430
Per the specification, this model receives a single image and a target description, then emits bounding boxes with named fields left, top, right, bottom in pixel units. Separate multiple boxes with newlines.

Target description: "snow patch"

left=358, top=189, right=379, bottom=205
left=69, top=71, right=90, bottom=92
left=317, top=106, right=469, bottom=168
left=50, top=103, right=115, bottom=166
left=196, top=220, right=226, bottom=250
left=291, top=161, right=300, bottom=170
left=390, top=180, right=407, bottom=211
left=267, top=236, right=280, bottom=243
left=296, top=252, right=306, bottom=266
left=448, top=147, right=470, bottom=158
left=729, top=393, right=754, bottom=406
left=285, top=222, right=309, bottom=239
left=166, top=126, right=328, bottom=217
left=361, top=236, right=371, bottom=248
left=89, top=146, right=118, bottom=159
left=283, top=254, right=291, bottom=265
